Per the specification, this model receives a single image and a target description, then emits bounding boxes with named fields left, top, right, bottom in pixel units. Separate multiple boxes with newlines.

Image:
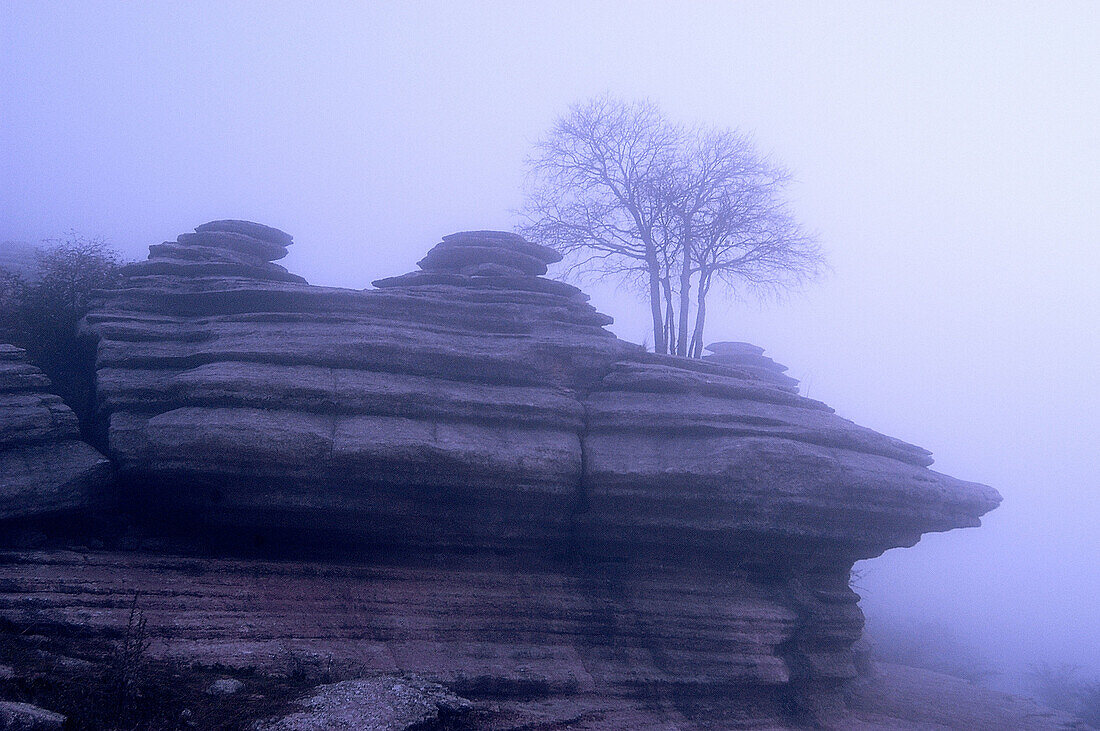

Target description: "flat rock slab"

left=441, top=231, right=563, bottom=264
left=417, top=243, right=550, bottom=276
left=195, top=219, right=294, bottom=246
left=255, top=676, right=472, bottom=731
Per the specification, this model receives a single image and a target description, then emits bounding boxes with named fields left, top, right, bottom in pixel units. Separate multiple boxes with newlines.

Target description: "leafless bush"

left=106, top=592, right=152, bottom=718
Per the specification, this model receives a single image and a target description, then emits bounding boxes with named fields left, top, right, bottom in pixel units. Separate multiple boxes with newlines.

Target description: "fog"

left=4, top=1, right=1097, bottom=691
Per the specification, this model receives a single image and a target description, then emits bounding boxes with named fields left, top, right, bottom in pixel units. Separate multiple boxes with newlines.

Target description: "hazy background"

left=3, top=1, right=1097, bottom=690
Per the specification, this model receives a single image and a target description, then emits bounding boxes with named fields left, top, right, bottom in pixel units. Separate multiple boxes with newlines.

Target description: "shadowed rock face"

left=0, top=345, right=110, bottom=521
left=56, top=221, right=1002, bottom=727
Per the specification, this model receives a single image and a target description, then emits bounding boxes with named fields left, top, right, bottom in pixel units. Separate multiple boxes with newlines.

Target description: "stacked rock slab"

left=0, top=344, right=110, bottom=520
left=702, top=340, right=800, bottom=390
left=121, top=219, right=306, bottom=283
left=68, top=222, right=1001, bottom=728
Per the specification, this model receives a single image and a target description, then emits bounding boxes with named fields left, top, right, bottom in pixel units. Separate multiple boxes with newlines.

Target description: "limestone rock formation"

left=0, top=345, right=110, bottom=521
left=49, top=221, right=1003, bottom=727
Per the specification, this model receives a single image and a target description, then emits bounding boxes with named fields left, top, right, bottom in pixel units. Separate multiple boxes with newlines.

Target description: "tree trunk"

left=646, top=253, right=666, bottom=354
left=676, top=224, right=692, bottom=356
left=689, top=275, right=709, bottom=358
left=661, top=276, right=675, bottom=354
left=676, top=266, right=692, bottom=356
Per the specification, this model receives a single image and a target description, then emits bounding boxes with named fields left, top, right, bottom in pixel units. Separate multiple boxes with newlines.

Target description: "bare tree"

left=521, top=96, right=824, bottom=356
left=520, top=96, right=682, bottom=354
left=681, top=133, right=823, bottom=357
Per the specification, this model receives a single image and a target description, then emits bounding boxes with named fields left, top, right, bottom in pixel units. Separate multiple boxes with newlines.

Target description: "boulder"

left=702, top=341, right=799, bottom=389
left=706, top=340, right=766, bottom=357
left=177, top=231, right=289, bottom=262
left=206, top=677, right=245, bottom=695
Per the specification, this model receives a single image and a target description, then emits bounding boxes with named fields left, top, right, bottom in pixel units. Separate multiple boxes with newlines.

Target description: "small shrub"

left=105, top=592, right=152, bottom=719
left=0, top=269, right=27, bottom=342
left=5, top=232, right=124, bottom=438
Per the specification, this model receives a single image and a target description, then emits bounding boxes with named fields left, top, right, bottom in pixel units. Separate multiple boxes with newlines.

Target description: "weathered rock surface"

left=0, top=549, right=857, bottom=728
left=255, top=676, right=472, bottom=731
left=83, top=224, right=997, bottom=557
left=0, top=345, right=110, bottom=521
left=30, top=221, right=1004, bottom=727
left=206, top=677, right=245, bottom=695
left=195, top=219, right=295, bottom=247
left=0, top=700, right=66, bottom=730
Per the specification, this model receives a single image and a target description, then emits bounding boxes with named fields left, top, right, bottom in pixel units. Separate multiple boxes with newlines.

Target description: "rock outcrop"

left=21, top=220, right=1003, bottom=727
left=0, top=345, right=110, bottom=521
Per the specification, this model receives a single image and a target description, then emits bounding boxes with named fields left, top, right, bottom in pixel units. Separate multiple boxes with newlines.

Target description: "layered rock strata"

left=0, top=550, right=861, bottom=729
left=60, top=221, right=1001, bottom=727
left=0, top=345, right=110, bottom=521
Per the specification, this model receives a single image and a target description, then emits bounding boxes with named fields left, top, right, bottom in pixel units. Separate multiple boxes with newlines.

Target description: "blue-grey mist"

left=3, top=0, right=1097, bottom=691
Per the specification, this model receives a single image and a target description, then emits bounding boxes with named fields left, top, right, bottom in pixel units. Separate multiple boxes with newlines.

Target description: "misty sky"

left=3, top=2, right=1097, bottom=682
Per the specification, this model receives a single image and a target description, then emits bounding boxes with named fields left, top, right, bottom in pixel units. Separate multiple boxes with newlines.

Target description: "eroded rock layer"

left=66, top=221, right=1002, bottom=726
left=0, top=345, right=110, bottom=521
left=0, top=549, right=859, bottom=729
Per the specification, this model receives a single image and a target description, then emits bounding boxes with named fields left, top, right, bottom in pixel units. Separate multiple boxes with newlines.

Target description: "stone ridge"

left=0, top=550, right=860, bottom=729
left=0, top=344, right=110, bottom=520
